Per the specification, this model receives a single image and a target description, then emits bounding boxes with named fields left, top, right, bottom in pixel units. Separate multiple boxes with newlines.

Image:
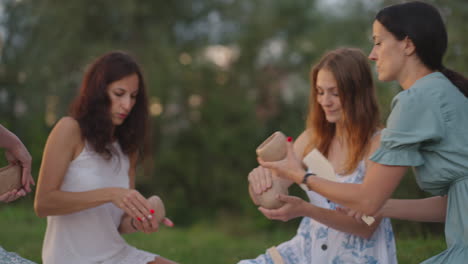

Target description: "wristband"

left=130, top=218, right=138, bottom=231
left=302, top=172, right=316, bottom=184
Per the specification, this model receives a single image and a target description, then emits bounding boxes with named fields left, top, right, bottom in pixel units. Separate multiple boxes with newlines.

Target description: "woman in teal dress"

left=259, top=2, right=468, bottom=263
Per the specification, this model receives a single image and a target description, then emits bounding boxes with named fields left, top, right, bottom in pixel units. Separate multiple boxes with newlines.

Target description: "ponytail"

left=441, top=67, right=468, bottom=97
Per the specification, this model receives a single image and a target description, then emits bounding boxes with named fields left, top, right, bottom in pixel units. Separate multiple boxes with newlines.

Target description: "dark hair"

left=70, top=51, right=149, bottom=158
left=305, top=48, right=381, bottom=174
left=376, top=1, right=468, bottom=97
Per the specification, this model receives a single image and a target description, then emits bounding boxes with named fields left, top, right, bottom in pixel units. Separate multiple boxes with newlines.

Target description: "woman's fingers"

left=277, top=194, right=299, bottom=204
left=257, top=157, right=277, bottom=171
left=259, top=206, right=289, bottom=222
left=258, top=207, right=277, bottom=219
left=0, top=191, right=13, bottom=203
left=21, top=166, right=34, bottom=193
left=249, top=167, right=273, bottom=194
left=248, top=170, right=260, bottom=194
left=120, top=194, right=145, bottom=220
left=121, top=198, right=138, bottom=219
left=0, top=189, right=26, bottom=203
left=128, top=193, right=158, bottom=233
left=255, top=167, right=272, bottom=194
left=285, top=138, right=295, bottom=158
left=261, top=167, right=273, bottom=192
left=114, top=190, right=160, bottom=234
left=134, top=193, right=154, bottom=219
left=162, top=217, right=174, bottom=227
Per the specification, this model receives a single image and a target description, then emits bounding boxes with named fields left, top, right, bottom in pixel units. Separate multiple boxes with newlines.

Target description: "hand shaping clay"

left=147, top=195, right=166, bottom=223
left=0, top=165, right=22, bottom=195
left=249, top=131, right=289, bottom=209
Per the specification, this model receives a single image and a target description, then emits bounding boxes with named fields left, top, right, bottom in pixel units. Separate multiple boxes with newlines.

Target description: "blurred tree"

left=0, top=0, right=466, bottom=236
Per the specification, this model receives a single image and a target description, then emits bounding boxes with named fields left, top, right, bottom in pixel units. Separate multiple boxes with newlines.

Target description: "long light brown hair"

left=304, top=48, right=380, bottom=174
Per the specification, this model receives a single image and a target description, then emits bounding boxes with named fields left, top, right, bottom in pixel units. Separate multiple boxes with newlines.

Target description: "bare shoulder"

left=52, top=117, right=81, bottom=139
left=294, top=129, right=312, bottom=157
left=48, top=117, right=83, bottom=155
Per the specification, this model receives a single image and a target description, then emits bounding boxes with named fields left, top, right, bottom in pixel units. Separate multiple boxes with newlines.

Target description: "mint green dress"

left=370, top=72, right=468, bottom=263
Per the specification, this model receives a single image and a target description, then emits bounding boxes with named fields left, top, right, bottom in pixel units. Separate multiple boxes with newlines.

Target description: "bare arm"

left=250, top=130, right=311, bottom=194
left=0, top=124, right=22, bottom=149
left=0, top=124, right=34, bottom=195
left=261, top=194, right=381, bottom=239
left=381, top=196, right=447, bottom=222
left=305, top=132, right=409, bottom=216
left=34, top=117, right=152, bottom=221
left=304, top=203, right=381, bottom=239
left=306, top=162, right=407, bottom=216
left=262, top=133, right=385, bottom=238
left=260, top=139, right=408, bottom=216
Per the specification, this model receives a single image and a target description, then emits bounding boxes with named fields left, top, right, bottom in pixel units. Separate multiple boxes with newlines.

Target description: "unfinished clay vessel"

left=256, top=131, right=288, bottom=162
left=147, top=195, right=166, bottom=223
left=249, top=131, right=289, bottom=209
left=0, top=165, right=22, bottom=195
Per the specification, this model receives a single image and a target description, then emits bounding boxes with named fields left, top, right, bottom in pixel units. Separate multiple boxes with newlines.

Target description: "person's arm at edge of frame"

left=0, top=124, right=23, bottom=150
left=382, top=196, right=447, bottom=222
left=0, top=124, right=35, bottom=193
left=261, top=194, right=383, bottom=239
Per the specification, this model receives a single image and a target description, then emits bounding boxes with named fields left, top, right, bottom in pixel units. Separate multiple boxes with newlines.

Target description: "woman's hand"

left=248, top=166, right=273, bottom=195
left=258, top=194, right=307, bottom=222
left=0, top=189, right=27, bottom=203
left=112, top=188, right=158, bottom=230
left=5, top=139, right=35, bottom=193
left=258, top=138, right=305, bottom=184
left=132, top=217, right=174, bottom=234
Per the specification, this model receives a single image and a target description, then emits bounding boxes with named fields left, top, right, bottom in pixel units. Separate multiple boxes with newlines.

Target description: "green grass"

left=0, top=205, right=446, bottom=263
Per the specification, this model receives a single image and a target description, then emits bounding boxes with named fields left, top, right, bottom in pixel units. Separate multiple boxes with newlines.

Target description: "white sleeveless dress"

left=42, top=142, right=158, bottom=264
left=238, top=160, right=397, bottom=264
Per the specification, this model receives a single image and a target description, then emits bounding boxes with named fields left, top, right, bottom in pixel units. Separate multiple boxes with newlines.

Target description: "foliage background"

left=0, top=0, right=466, bottom=262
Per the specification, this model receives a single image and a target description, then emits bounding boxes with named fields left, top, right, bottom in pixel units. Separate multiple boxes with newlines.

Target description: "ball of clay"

left=147, top=195, right=166, bottom=223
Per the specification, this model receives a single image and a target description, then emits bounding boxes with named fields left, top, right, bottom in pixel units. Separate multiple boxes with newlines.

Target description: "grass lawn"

left=0, top=205, right=446, bottom=263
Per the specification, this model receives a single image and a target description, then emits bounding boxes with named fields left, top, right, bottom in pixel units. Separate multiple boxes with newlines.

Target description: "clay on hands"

left=0, top=165, right=22, bottom=195
left=147, top=195, right=166, bottom=223
left=249, top=131, right=289, bottom=209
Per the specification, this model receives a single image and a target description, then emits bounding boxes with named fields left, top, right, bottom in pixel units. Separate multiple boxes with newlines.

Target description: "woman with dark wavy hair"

left=34, top=51, right=177, bottom=264
left=260, top=2, right=468, bottom=263
left=240, top=48, right=396, bottom=264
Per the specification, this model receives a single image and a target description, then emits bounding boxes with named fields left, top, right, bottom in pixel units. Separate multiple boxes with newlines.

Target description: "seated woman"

left=239, top=48, right=397, bottom=264
left=34, top=51, right=177, bottom=264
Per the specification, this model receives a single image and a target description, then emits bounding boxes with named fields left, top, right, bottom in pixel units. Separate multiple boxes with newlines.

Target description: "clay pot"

left=256, top=131, right=287, bottom=162
left=249, top=131, right=289, bottom=209
left=147, top=195, right=166, bottom=223
left=248, top=178, right=288, bottom=209
left=0, top=165, right=22, bottom=195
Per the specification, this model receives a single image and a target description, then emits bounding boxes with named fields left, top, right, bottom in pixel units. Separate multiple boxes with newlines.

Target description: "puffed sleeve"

left=370, top=89, right=445, bottom=166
